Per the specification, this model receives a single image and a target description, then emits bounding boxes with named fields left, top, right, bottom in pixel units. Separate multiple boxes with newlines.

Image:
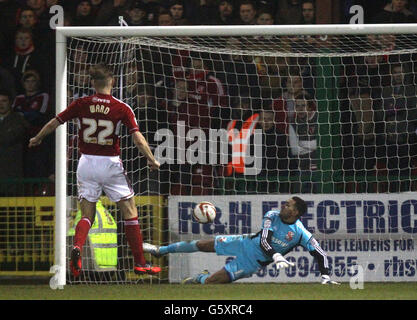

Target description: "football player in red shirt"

left=29, top=63, right=161, bottom=277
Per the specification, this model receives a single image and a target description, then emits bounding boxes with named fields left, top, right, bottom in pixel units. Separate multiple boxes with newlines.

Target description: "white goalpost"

left=53, top=24, right=417, bottom=287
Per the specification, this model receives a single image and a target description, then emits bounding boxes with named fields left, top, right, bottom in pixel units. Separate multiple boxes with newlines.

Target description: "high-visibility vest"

left=68, top=200, right=118, bottom=271
left=225, top=113, right=260, bottom=176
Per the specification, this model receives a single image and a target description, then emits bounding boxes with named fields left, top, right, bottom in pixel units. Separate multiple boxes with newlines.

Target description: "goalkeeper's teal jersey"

left=248, top=209, right=318, bottom=263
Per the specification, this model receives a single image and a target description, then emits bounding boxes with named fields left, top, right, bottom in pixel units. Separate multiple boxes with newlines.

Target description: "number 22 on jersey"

left=82, top=118, right=114, bottom=145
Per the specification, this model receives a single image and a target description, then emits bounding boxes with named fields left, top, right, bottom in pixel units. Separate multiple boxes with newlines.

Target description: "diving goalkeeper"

left=144, top=196, right=339, bottom=284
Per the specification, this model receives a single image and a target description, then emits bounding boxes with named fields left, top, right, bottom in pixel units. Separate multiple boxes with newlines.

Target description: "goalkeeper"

left=144, top=196, right=339, bottom=285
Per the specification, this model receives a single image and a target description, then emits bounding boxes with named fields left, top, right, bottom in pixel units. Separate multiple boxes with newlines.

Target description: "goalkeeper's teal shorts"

left=214, top=234, right=265, bottom=282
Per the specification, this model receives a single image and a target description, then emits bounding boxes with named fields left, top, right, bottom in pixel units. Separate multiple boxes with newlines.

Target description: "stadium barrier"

left=0, top=178, right=165, bottom=279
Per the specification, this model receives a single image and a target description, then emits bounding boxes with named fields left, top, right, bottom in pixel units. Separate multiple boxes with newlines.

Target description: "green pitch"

left=1, top=283, right=417, bottom=300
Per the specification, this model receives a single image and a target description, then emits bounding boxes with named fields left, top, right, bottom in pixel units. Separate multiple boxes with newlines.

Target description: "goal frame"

left=54, top=23, right=417, bottom=287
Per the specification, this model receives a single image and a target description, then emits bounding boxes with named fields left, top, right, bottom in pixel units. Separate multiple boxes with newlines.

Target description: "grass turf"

left=1, top=283, right=416, bottom=300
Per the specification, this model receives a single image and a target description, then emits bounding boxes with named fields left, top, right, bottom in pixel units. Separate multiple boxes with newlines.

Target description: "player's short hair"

left=292, top=196, right=307, bottom=217
left=89, top=63, right=113, bottom=88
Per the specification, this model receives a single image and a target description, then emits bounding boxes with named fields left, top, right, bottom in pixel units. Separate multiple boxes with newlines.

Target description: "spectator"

left=0, top=89, right=29, bottom=196
left=72, top=0, right=95, bottom=26
left=339, top=53, right=390, bottom=179
left=126, top=1, right=149, bottom=26
left=376, top=63, right=417, bottom=179
left=157, top=9, right=174, bottom=26
left=282, top=70, right=304, bottom=121
left=25, top=0, right=50, bottom=31
left=94, top=0, right=133, bottom=26
left=238, top=0, right=257, bottom=25
left=257, top=101, right=289, bottom=183
left=288, top=1, right=321, bottom=52
left=222, top=95, right=260, bottom=178
left=18, top=7, right=38, bottom=30
left=288, top=90, right=318, bottom=193
left=12, top=69, right=53, bottom=179
left=167, top=77, right=211, bottom=133
left=209, top=0, right=236, bottom=25
left=372, top=0, right=417, bottom=23
left=184, top=52, right=227, bottom=131
left=186, top=52, right=227, bottom=112
left=168, top=0, right=189, bottom=25
left=300, top=0, right=315, bottom=24
left=3, top=28, right=47, bottom=93
left=140, top=0, right=163, bottom=25
left=256, top=8, right=275, bottom=24
left=27, top=0, right=56, bottom=55
left=13, top=69, right=50, bottom=135
left=276, top=0, right=303, bottom=25
left=89, top=0, right=105, bottom=17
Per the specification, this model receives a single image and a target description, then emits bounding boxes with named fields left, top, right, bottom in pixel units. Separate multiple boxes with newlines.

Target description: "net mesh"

left=65, top=32, right=417, bottom=283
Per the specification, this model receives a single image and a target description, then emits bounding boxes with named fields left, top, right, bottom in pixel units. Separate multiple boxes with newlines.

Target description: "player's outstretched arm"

left=309, top=249, right=340, bottom=285
left=28, top=118, right=61, bottom=148
left=132, top=131, right=160, bottom=171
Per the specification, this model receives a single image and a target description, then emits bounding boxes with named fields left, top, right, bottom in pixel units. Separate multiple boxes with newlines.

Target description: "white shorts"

left=77, top=154, right=134, bottom=203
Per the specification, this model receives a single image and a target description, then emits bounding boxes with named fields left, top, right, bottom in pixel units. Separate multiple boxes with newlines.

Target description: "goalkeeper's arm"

left=309, top=249, right=329, bottom=276
left=308, top=241, right=340, bottom=285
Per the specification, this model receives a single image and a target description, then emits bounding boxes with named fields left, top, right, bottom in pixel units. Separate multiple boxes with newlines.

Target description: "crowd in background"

left=1, top=0, right=417, bottom=196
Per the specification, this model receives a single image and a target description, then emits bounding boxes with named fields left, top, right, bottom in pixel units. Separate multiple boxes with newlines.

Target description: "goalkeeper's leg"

left=143, top=239, right=215, bottom=257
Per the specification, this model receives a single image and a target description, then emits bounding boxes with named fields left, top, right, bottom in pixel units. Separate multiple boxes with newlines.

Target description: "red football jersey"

left=56, top=93, right=139, bottom=156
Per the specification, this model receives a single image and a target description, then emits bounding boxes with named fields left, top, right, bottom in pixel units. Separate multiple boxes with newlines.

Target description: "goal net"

left=54, top=25, right=417, bottom=286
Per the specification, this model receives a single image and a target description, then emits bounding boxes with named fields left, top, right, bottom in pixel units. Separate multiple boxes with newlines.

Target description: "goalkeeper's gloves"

left=272, top=253, right=295, bottom=269
left=321, top=275, right=340, bottom=285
